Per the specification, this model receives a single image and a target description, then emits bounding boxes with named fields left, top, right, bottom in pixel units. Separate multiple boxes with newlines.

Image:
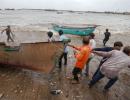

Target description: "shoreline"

left=0, top=8, right=130, bottom=15
left=0, top=28, right=130, bottom=45
left=0, top=24, right=130, bottom=35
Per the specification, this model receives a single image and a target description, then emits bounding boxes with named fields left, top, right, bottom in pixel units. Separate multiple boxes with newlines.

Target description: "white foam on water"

left=0, top=10, right=130, bottom=34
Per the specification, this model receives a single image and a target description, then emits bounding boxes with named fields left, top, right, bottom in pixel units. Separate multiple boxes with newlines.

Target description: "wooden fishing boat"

left=0, top=42, right=64, bottom=74
left=53, top=24, right=97, bottom=36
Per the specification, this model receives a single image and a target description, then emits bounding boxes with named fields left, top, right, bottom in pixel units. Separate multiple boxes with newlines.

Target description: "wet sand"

left=0, top=66, right=50, bottom=100
left=0, top=31, right=130, bottom=100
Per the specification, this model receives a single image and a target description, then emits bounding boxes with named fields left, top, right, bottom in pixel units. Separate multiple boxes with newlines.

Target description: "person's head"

left=82, top=36, right=90, bottom=45
left=7, top=25, right=10, bottom=28
left=123, top=46, right=130, bottom=56
left=113, top=41, right=123, bottom=50
left=106, top=29, right=108, bottom=32
left=58, top=30, right=63, bottom=36
left=47, top=31, right=53, bottom=38
left=89, top=33, right=95, bottom=39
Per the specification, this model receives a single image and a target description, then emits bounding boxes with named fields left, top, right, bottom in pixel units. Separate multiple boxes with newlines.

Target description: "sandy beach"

left=0, top=28, right=130, bottom=100
left=0, top=10, right=130, bottom=100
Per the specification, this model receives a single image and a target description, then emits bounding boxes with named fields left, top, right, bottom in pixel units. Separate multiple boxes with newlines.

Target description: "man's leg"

left=104, top=38, right=109, bottom=46
left=85, top=57, right=92, bottom=76
left=9, top=35, right=14, bottom=42
left=104, top=41, right=107, bottom=46
left=64, top=52, right=68, bottom=65
left=88, top=70, right=104, bottom=87
left=59, top=53, right=64, bottom=69
left=104, top=77, right=118, bottom=90
left=7, top=35, right=10, bottom=42
left=103, top=38, right=106, bottom=46
left=72, top=67, right=81, bottom=82
left=92, top=66, right=100, bottom=79
left=92, top=60, right=105, bottom=79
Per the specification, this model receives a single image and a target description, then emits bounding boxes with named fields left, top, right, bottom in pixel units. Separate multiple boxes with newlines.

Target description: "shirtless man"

left=1, top=25, right=14, bottom=42
left=103, top=29, right=111, bottom=46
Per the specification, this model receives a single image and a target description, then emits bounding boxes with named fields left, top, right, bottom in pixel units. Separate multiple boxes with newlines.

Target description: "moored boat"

left=53, top=24, right=97, bottom=36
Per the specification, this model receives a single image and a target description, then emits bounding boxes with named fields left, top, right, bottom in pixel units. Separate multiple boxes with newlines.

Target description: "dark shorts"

left=104, top=38, right=109, bottom=41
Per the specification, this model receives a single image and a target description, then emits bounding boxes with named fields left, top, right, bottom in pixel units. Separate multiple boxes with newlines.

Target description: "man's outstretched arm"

left=1, top=29, right=5, bottom=34
left=93, top=50, right=113, bottom=58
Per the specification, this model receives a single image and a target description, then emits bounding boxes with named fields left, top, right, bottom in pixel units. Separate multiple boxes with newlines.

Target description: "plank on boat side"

left=0, top=42, right=64, bottom=73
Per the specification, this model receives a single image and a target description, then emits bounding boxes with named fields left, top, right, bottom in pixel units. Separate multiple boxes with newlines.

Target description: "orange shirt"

left=74, top=45, right=92, bottom=69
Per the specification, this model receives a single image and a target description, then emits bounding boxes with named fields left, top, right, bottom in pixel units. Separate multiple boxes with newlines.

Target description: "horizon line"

left=0, top=8, right=130, bottom=14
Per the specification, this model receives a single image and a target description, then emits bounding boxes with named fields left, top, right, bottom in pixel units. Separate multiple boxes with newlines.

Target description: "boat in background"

left=53, top=24, right=97, bottom=36
left=0, top=42, right=64, bottom=74
left=57, top=11, right=63, bottom=14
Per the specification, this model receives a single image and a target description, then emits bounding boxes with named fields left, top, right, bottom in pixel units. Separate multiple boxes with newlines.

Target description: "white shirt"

left=59, top=35, right=68, bottom=41
left=89, top=39, right=96, bottom=57
left=59, top=35, right=69, bottom=53
left=89, top=39, right=96, bottom=49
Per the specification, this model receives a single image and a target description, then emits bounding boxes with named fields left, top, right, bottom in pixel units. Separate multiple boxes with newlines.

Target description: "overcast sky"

left=0, top=0, right=130, bottom=12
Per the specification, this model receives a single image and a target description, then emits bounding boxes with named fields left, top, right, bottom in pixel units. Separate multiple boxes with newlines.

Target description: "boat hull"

left=0, top=42, right=64, bottom=74
left=53, top=25, right=96, bottom=36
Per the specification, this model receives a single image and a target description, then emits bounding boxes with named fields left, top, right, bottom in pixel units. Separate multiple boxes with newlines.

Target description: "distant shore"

left=0, top=8, right=130, bottom=15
